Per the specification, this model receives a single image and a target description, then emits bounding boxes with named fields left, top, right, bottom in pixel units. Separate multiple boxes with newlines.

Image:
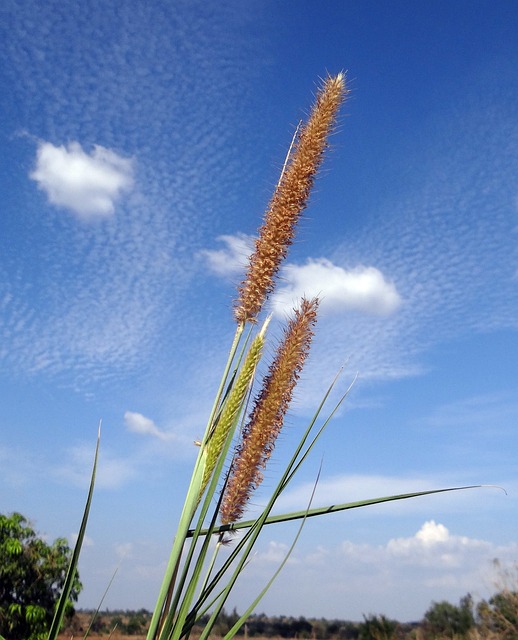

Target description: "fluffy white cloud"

left=272, top=259, right=401, bottom=317
left=415, top=520, right=449, bottom=544
left=30, top=141, right=134, bottom=219
left=124, top=410, right=174, bottom=441
left=227, top=521, right=518, bottom=621
left=201, top=236, right=401, bottom=317
left=200, top=233, right=253, bottom=277
left=386, top=520, right=490, bottom=567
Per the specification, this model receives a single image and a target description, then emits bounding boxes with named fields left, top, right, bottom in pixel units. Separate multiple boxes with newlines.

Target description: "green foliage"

left=123, top=610, right=152, bottom=635
left=476, top=560, right=518, bottom=639
left=0, top=512, right=82, bottom=640
left=423, top=595, right=475, bottom=639
left=478, top=589, right=518, bottom=639
left=204, top=610, right=357, bottom=639
left=358, top=614, right=400, bottom=640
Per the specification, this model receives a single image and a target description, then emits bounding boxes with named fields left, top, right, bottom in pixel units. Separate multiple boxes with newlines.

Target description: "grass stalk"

left=223, top=468, right=323, bottom=640
left=46, top=422, right=101, bottom=640
left=151, top=322, right=269, bottom=640
left=186, top=368, right=347, bottom=638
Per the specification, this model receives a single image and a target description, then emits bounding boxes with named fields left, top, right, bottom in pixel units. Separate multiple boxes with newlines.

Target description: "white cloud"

left=415, top=520, right=449, bottom=544
left=272, top=259, right=401, bottom=317
left=254, top=540, right=297, bottom=565
left=224, top=522, right=518, bottom=621
left=334, top=519, right=497, bottom=579
left=200, top=233, right=254, bottom=277
left=386, top=521, right=489, bottom=568
left=124, top=410, right=175, bottom=441
left=30, top=141, right=134, bottom=219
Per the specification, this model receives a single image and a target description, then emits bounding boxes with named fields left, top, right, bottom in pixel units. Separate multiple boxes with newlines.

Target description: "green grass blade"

left=223, top=466, right=323, bottom=639
left=47, top=422, right=101, bottom=640
left=147, top=326, right=247, bottom=640
left=197, top=464, right=324, bottom=640
left=147, top=455, right=204, bottom=639
left=82, top=563, right=120, bottom=639
left=164, top=368, right=261, bottom=640
left=191, top=485, right=487, bottom=537
left=180, top=520, right=263, bottom=635
left=185, top=371, right=349, bottom=625
left=153, top=324, right=267, bottom=640
left=160, top=470, right=228, bottom=640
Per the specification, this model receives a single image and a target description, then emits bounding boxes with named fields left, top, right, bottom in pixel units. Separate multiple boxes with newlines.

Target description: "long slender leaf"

left=223, top=466, right=323, bottom=639
left=188, top=485, right=487, bottom=537
left=47, top=422, right=101, bottom=640
left=185, top=369, right=348, bottom=630
left=147, top=325, right=247, bottom=640
left=82, top=563, right=120, bottom=639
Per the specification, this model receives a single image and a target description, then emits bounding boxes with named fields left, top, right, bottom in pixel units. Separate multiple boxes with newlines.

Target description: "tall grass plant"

left=43, top=72, right=487, bottom=640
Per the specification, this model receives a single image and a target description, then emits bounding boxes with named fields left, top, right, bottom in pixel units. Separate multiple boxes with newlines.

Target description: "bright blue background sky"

left=1, top=0, right=517, bottom=622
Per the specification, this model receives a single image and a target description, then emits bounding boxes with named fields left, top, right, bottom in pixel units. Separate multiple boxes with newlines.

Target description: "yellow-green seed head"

left=198, top=324, right=267, bottom=501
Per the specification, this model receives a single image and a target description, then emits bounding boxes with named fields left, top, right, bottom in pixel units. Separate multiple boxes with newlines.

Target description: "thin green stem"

left=147, top=324, right=245, bottom=640
left=223, top=467, right=322, bottom=639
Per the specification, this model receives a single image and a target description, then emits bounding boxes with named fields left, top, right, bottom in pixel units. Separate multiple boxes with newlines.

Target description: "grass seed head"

left=234, top=73, right=347, bottom=325
left=199, top=329, right=266, bottom=501
left=220, top=297, right=319, bottom=524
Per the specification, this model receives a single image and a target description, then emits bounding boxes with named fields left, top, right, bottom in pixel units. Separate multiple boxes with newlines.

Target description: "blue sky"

left=1, top=0, right=517, bottom=623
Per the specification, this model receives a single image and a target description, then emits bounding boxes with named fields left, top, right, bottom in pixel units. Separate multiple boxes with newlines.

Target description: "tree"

left=476, top=560, right=518, bottom=640
left=423, top=595, right=475, bottom=639
left=0, top=512, right=82, bottom=640
left=358, top=614, right=400, bottom=640
left=478, top=590, right=518, bottom=639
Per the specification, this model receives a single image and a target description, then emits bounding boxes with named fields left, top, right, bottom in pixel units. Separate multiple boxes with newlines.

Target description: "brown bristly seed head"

left=234, top=72, right=347, bottom=325
left=220, top=297, right=319, bottom=525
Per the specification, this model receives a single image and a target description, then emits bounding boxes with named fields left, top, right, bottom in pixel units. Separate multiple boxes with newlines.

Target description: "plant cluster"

left=1, top=72, right=489, bottom=640
left=145, top=71, right=349, bottom=640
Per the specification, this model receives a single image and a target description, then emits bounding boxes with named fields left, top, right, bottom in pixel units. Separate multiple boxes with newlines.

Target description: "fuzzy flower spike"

left=220, top=297, right=319, bottom=525
left=234, top=72, right=347, bottom=325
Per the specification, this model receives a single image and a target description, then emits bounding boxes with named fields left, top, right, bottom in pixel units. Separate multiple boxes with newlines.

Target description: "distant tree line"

left=65, top=586, right=518, bottom=640
left=3, top=510, right=515, bottom=640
